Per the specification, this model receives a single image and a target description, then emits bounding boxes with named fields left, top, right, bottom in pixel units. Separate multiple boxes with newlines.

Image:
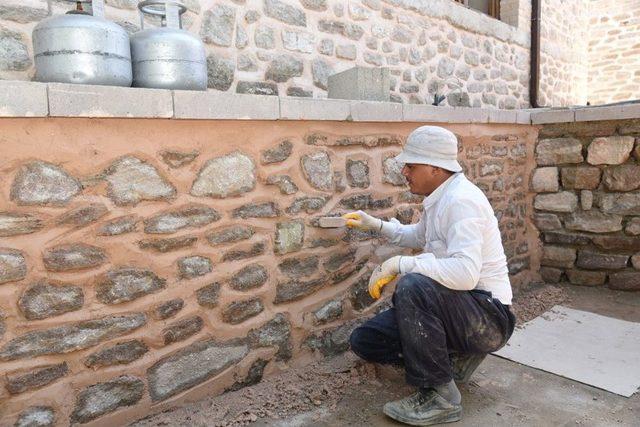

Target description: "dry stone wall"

left=0, top=118, right=536, bottom=425
left=533, top=119, right=640, bottom=290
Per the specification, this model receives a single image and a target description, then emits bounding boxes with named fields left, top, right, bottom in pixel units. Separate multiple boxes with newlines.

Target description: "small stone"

left=14, top=406, right=55, bottom=427
left=533, top=213, right=562, bottom=231
left=587, top=136, right=635, bottom=165
left=346, top=159, right=370, bottom=188
left=144, top=205, right=221, bottom=234
left=591, top=235, right=640, bottom=252
left=255, top=25, right=275, bottom=49
left=10, top=161, right=81, bottom=206
left=264, top=0, right=306, bottom=26
left=56, top=203, right=108, bottom=228
left=236, top=24, right=248, bottom=48
left=561, top=167, right=601, bottom=190
left=323, top=248, right=356, bottom=272
left=339, top=193, right=372, bottom=210
left=275, top=221, right=304, bottom=254
left=0, top=248, right=26, bottom=284
left=163, top=316, right=204, bottom=345
left=230, top=264, right=269, bottom=290
left=286, top=196, right=327, bottom=214
left=232, top=202, right=280, bottom=218
left=200, top=4, right=236, bottom=47
left=480, top=160, right=503, bottom=176
left=207, top=54, right=235, bottom=91
left=104, top=156, right=176, bottom=206
left=225, top=359, right=268, bottom=392
left=138, top=235, right=197, bottom=253
left=318, top=38, right=334, bottom=55
left=364, top=52, right=384, bottom=66
left=207, top=225, right=254, bottom=246
left=0, top=4, right=48, bottom=23
left=602, top=164, right=640, bottom=191
left=159, top=150, right=199, bottom=168
left=96, top=267, right=166, bottom=305
left=278, top=255, right=319, bottom=277
left=266, top=54, right=304, bottom=82
left=576, top=250, right=628, bottom=270
left=248, top=313, right=292, bottom=360
left=305, top=318, right=364, bottom=356
left=300, top=0, right=327, bottom=10
left=266, top=175, right=298, bottom=195
left=152, top=299, right=184, bottom=320
left=282, top=29, right=315, bottom=53
left=97, top=215, right=139, bottom=236
left=222, top=242, right=266, bottom=261
left=245, top=9, right=260, bottom=22
left=540, top=267, right=562, bottom=283
left=191, top=152, right=256, bottom=198
left=0, top=212, right=43, bottom=237
left=0, top=27, right=30, bottom=71
left=178, top=256, right=212, bottom=279
left=0, top=313, right=147, bottom=361
left=383, top=156, right=407, bottom=186
left=609, top=272, right=640, bottom=291
left=301, top=151, right=333, bottom=191
left=236, top=81, right=279, bottom=95
left=6, top=362, right=68, bottom=395
left=196, top=283, right=221, bottom=307
left=600, top=193, right=640, bottom=215
left=237, top=54, right=258, bottom=71
left=565, top=212, right=623, bottom=233
left=395, top=207, right=415, bottom=224
left=626, top=218, right=640, bottom=235
left=336, top=44, right=357, bottom=59
left=222, top=298, right=264, bottom=324
left=311, top=58, right=333, bottom=90
left=71, top=375, right=144, bottom=423
left=84, top=340, right=149, bottom=369
left=275, top=277, right=326, bottom=303
left=543, top=231, right=591, bottom=246
left=43, top=243, right=107, bottom=272
left=18, top=281, right=83, bottom=320
left=531, top=167, right=559, bottom=192
left=261, top=140, right=293, bottom=164
left=581, top=190, right=593, bottom=210
left=313, top=299, right=343, bottom=325
left=287, top=86, right=313, bottom=97
left=534, top=192, right=578, bottom=212
left=541, top=245, right=576, bottom=268
left=566, top=270, right=607, bottom=286
left=536, top=138, right=583, bottom=166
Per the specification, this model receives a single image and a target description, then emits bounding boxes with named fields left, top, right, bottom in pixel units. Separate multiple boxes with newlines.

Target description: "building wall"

left=533, top=119, right=640, bottom=290
left=0, top=117, right=537, bottom=425
left=587, top=0, right=640, bottom=105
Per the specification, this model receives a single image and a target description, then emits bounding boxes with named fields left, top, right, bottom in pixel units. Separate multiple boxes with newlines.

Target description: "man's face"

left=401, top=163, right=440, bottom=196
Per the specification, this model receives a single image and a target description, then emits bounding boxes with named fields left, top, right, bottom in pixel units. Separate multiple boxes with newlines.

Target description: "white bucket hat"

left=394, top=126, right=462, bottom=173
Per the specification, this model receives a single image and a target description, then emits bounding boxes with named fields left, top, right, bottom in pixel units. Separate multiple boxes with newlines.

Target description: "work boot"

left=383, top=389, right=462, bottom=426
left=451, top=353, right=486, bottom=384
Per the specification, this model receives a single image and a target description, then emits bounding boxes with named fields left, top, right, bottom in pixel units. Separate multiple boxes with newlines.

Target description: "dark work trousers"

left=349, top=273, right=516, bottom=388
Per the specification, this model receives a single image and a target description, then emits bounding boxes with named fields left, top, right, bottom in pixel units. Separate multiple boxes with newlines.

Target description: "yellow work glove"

left=368, top=256, right=403, bottom=299
left=342, top=210, right=383, bottom=231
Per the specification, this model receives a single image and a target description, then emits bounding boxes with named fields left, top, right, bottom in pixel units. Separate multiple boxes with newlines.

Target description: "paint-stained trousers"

left=349, top=273, right=516, bottom=388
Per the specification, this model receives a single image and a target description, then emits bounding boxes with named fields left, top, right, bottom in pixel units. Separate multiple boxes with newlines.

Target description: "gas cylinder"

left=32, top=0, right=132, bottom=86
left=130, top=1, right=207, bottom=90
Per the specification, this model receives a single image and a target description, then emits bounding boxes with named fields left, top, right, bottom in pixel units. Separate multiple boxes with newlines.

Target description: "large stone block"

left=163, top=316, right=204, bottom=345
left=222, top=298, right=264, bottom=324
left=248, top=314, right=292, bottom=360
left=540, top=267, right=563, bottom=283
left=566, top=270, right=606, bottom=286
left=531, top=167, right=558, bottom=193
left=543, top=231, right=591, bottom=245
left=564, top=212, right=623, bottom=233
left=275, top=221, right=304, bottom=254
left=0, top=27, right=31, bottom=71
left=200, top=4, right=236, bottom=46
left=84, top=340, right=149, bottom=369
left=592, top=235, right=640, bottom=252
left=0, top=248, right=26, bottom=284
left=71, top=375, right=144, bottom=423
left=534, top=192, right=578, bottom=212
left=0, top=313, right=146, bottom=360
left=104, top=156, right=175, bottom=206
left=540, top=245, right=576, bottom=268
left=576, top=250, right=628, bottom=270
left=18, top=281, right=83, bottom=320
left=533, top=213, right=562, bottom=231
left=587, top=136, right=635, bottom=165
left=191, top=152, right=256, bottom=198
left=327, top=66, right=390, bottom=102
left=264, top=0, right=306, bottom=26
left=10, top=161, right=81, bottom=206
left=0, top=212, right=43, bottom=237
left=560, top=167, right=601, bottom=190
left=265, top=54, right=303, bottom=82
left=206, top=54, right=234, bottom=91
left=206, top=225, right=254, bottom=246
left=43, top=243, right=107, bottom=272
left=608, top=272, right=640, bottom=291
left=147, top=339, right=248, bottom=401
left=535, top=138, right=583, bottom=166
left=144, top=205, right=221, bottom=234
left=96, top=268, right=166, bottom=304
left=602, top=164, right=640, bottom=191
left=230, top=264, right=269, bottom=290
left=6, top=362, right=68, bottom=394
left=600, top=192, right=640, bottom=215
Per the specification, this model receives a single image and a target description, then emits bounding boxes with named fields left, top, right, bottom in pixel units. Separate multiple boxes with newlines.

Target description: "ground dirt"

left=131, top=284, right=640, bottom=427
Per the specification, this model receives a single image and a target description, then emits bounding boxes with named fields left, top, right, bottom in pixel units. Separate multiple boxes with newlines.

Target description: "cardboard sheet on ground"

left=494, top=305, right=640, bottom=397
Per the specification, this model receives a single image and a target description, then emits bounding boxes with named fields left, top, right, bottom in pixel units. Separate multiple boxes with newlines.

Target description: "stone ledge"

left=174, top=90, right=279, bottom=120
left=280, top=97, right=351, bottom=121
left=0, top=81, right=48, bottom=117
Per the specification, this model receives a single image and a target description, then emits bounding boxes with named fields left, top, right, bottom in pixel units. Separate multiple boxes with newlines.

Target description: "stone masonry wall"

left=0, top=0, right=532, bottom=108
left=0, top=118, right=536, bottom=426
left=533, top=119, right=640, bottom=290
left=587, top=0, right=640, bottom=105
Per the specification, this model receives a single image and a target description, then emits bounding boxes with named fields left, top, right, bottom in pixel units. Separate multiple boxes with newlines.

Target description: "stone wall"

left=533, top=119, right=640, bottom=290
left=587, top=0, right=640, bottom=105
left=0, top=117, right=537, bottom=425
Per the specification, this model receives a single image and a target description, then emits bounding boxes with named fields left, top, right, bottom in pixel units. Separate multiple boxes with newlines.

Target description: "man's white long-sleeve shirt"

left=381, top=173, right=513, bottom=305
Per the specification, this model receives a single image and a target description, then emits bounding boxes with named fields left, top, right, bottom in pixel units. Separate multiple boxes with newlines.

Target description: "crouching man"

left=344, top=126, right=515, bottom=426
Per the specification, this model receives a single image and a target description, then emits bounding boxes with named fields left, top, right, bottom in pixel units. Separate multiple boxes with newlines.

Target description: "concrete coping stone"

left=2, top=81, right=640, bottom=125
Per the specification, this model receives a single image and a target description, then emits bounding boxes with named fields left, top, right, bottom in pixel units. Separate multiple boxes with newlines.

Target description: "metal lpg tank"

left=130, top=1, right=207, bottom=90
left=33, top=0, right=132, bottom=86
